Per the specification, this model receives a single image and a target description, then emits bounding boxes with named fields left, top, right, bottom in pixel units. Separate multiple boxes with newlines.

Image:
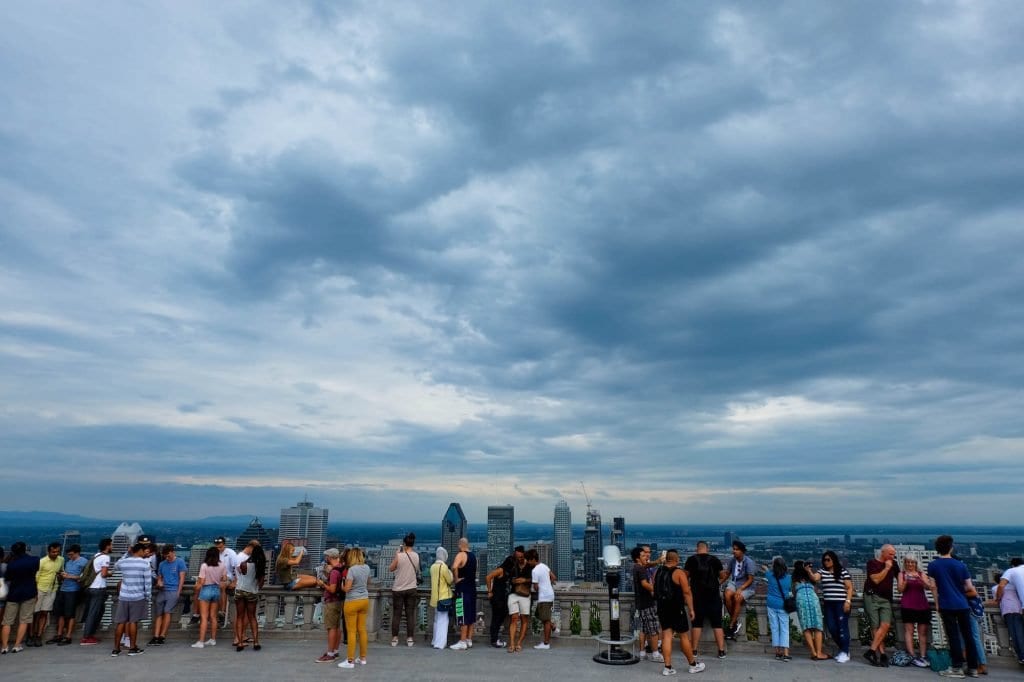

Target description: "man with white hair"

left=863, top=544, right=900, bottom=667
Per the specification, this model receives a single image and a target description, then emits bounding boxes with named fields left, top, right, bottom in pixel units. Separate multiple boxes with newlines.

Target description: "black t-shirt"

left=508, top=559, right=532, bottom=597
left=633, top=562, right=654, bottom=609
left=684, top=554, right=724, bottom=598
left=490, top=555, right=514, bottom=598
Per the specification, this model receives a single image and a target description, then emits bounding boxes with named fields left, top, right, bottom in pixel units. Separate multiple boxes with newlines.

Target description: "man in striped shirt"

left=111, top=543, right=152, bottom=657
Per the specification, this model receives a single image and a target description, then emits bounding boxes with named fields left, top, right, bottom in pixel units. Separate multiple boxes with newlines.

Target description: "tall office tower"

left=553, top=500, right=573, bottom=583
left=440, top=502, right=467, bottom=560
left=477, top=548, right=489, bottom=585
left=188, top=544, right=212, bottom=580
left=611, top=516, right=628, bottom=590
left=376, top=540, right=403, bottom=587
left=487, top=505, right=515, bottom=572
left=529, top=541, right=552, bottom=567
left=111, top=522, right=144, bottom=556
left=723, top=531, right=733, bottom=548
left=279, top=497, right=328, bottom=569
left=61, top=529, right=82, bottom=553
left=583, top=508, right=603, bottom=582
left=235, top=517, right=274, bottom=552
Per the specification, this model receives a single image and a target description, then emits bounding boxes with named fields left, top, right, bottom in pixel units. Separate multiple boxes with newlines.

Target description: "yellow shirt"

left=36, top=555, right=65, bottom=592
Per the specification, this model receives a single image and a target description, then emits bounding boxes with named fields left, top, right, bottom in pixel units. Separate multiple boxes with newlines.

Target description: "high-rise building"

left=111, top=522, right=144, bottom=557
left=529, top=541, right=552, bottom=567
left=723, top=531, right=734, bottom=548
left=376, top=540, right=403, bottom=587
left=188, top=544, right=212, bottom=580
left=235, top=517, right=274, bottom=552
left=486, top=505, right=515, bottom=572
left=611, top=516, right=628, bottom=590
left=553, top=500, right=572, bottom=583
left=584, top=508, right=602, bottom=582
left=279, top=498, right=328, bottom=569
left=61, top=530, right=82, bottom=553
left=440, top=502, right=467, bottom=560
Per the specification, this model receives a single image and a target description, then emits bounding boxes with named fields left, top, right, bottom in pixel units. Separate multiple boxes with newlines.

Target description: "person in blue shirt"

left=150, top=545, right=187, bottom=646
left=53, top=545, right=88, bottom=645
left=765, top=556, right=792, bottom=662
left=927, top=535, right=979, bottom=677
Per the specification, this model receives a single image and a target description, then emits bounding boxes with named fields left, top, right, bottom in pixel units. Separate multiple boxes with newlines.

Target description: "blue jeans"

left=768, top=607, right=789, bottom=648
left=823, top=601, right=850, bottom=654
left=940, top=609, right=978, bottom=671
left=1003, top=612, right=1024, bottom=662
left=83, top=588, right=107, bottom=637
left=968, top=614, right=987, bottom=665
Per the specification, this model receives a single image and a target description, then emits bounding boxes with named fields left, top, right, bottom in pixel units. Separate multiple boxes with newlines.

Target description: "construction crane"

left=580, top=480, right=592, bottom=513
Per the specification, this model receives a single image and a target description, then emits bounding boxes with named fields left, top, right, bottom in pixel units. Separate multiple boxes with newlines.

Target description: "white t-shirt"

left=90, top=554, right=111, bottom=589
left=220, top=547, right=239, bottom=580
left=234, top=553, right=259, bottom=593
left=532, top=562, right=554, bottom=603
left=1005, top=565, right=1024, bottom=610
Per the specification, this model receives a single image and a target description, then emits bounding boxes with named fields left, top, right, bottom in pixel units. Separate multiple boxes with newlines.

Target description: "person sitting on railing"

left=724, top=541, right=756, bottom=641
left=275, top=542, right=318, bottom=590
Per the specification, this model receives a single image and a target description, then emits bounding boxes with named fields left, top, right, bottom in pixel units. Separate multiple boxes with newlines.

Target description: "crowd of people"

left=1, top=533, right=1023, bottom=678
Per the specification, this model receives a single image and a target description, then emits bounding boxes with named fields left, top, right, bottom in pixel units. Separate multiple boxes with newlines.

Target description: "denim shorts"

left=198, top=584, right=221, bottom=602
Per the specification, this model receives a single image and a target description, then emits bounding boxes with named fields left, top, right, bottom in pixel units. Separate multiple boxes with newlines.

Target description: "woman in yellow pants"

left=338, top=547, right=371, bottom=669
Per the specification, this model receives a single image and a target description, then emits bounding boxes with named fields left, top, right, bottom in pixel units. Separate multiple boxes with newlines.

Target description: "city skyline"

left=2, top=3, right=1023, bottom=524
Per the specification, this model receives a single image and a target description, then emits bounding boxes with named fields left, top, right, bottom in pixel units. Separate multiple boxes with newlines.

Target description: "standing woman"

left=765, top=556, right=792, bottom=662
left=192, top=547, right=226, bottom=648
left=275, top=542, right=318, bottom=590
left=792, top=561, right=828, bottom=660
left=338, top=548, right=371, bottom=669
left=897, top=554, right=932, bottom=668
left=429, top=547, right=454, bottom=650
left=234, top=541, right=266, bottom=651
left=812, top=550, right=854, bottom=663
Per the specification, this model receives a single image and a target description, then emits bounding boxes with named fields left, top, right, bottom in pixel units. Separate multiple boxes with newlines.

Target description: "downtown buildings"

left=553, top=499, right=572, bottom=581
left=440, top=502, right=467, bottom=560
left=486, top=505, right=514, bottom=572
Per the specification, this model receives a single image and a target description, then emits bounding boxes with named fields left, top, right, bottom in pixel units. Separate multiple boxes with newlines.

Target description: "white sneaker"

left=938, top=669, right=965, bottom=679
left=662, top=667, right=677, bottom=676
left=638, top=651, right=648, bottom=660
left=688, top=661, right=706, bottom=674
left=533, top=642, right=550, bottom=649
left=191, top=641, right=204, bottom=649
left=450, top=640, right=468, bottom=650
left=466, top=640, right=473, bottom=648
left=205, top=639, right=216, bottom=646
left=651, top=651, right=665, bottom=662
left=358, top=658, right=366, bottom=665
left=338, top=660, right=355, bottom=669
left=835, top=652, right=850, bottom=663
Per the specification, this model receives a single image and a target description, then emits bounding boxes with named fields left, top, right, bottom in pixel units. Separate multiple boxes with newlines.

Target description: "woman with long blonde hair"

left=275, top=542, right=318, bottom=590
left=338, top=547, right=371, bottom=669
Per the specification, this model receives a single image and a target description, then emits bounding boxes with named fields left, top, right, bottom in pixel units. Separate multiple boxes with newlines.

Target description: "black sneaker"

left=863, top=649, right=878, bottom=665
left=127, top=648, right=144, bottom=656
left=111, top=649, right=121, bottom=657
left=878, top=653, right=889, bottom=668
left=58, top=637, right=72, bottom=646
left=718, top=650, right=727, bottom=659
left=147, top=638, right=160, bottom=646
left=45, top=636, right=62, bottom=645
left=157, top=637, right=166, bottom=645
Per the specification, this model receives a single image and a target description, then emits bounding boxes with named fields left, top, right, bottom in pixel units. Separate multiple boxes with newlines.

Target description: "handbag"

left=0, top=577, right=8, bottom=601
left=775, top=575, right=797, bottom=613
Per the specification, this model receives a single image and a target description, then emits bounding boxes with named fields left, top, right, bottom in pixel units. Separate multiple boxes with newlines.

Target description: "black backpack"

left=654, top=566, right=678, bottom=602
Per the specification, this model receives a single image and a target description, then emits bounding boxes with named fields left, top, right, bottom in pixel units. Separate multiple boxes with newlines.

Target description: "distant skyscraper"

left=723, top=531, right=733, bottom=548
left=61, top=529, right=81, bottom=553
left=188, top=544, right=211, bottom=580
left=584, top=508, right=602, bottom=582
left=611, top=516, right=628, bottom=590
left=529, top=541, right=552, bottom=567
left=235, top=517, right=274, bottom=552
left=279, top=498, right=328, bottom=569
left=111, top=522, right=143, bottom=557
left=553, top=500, right=572, bottom=583
left=487, top=505, right=515, bottom=572
left=440, top=502, right=467, bottom=560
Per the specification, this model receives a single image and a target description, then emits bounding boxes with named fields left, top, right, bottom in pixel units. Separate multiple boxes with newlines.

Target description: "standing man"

left=506, top=545, right=532, bottom=653
left=485, top=545, right=524, bottom=648
left=684, top=541, right=727, bottom=659
left=450, top=537, right=478, bottom=650
left=32, top=541, right=64, bottom=646
left=0, top=542, right=40, bottom=653
left=863, top=544, right=900, bottom=667
left=387, top=532, right=420, bottom=648
left=527, top=548, right=557, bottom=650
left=928, top=535, right=980, bottom=678
left=723, top=541, right=756, bottom=640
left=149, top=544, right=186, bottom=646
left=111, top=542, right=152, bottom=657
left=80, top=538, right=112, bottom=646
left=52, top=544, right=88, bottom=645
left=654, top=549, right=705, bottom=675
left=214, top=536, right=237, bottom=628
left=631, top=546, right=663, bottom=662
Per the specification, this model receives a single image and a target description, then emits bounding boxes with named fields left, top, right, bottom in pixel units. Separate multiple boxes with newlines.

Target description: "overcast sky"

left=1, top=1, right=1022, bottom=525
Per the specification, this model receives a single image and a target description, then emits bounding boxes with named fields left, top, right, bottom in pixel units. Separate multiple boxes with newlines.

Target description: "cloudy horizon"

left=2, top=1, right=1022, bottom=524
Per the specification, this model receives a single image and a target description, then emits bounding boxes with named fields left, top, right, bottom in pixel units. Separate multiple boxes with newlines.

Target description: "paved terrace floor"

left=1, top=636, right=1021, bottom=681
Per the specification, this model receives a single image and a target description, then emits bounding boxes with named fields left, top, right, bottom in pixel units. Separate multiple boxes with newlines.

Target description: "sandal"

left=253, top=643, right=262, bottom=651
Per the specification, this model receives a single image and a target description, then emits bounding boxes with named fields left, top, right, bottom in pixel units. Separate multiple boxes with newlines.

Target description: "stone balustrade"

left=76, top=585, right=1019, bottom=658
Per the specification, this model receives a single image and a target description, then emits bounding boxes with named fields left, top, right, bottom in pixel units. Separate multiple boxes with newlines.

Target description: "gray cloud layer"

left=1, top=1, right=1022, bottom=523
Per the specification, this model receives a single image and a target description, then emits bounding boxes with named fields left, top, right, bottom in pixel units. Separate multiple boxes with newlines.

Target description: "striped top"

left=818, top=568, right=852, bottom=601
left=115, top=555, right=153, bottom=602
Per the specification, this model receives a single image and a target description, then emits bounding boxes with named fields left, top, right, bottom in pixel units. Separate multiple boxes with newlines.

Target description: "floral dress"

left=794, top=580, right=823, bottom=630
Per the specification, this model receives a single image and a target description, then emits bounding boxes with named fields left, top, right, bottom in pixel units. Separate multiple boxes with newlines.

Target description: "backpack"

left=79, top=554, right=100, bottom=588
left=696, top=555, right=720, bottom=591
left=654, top=566, right=678, bottom=602
left=890, top=650, right=913, bottom=667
